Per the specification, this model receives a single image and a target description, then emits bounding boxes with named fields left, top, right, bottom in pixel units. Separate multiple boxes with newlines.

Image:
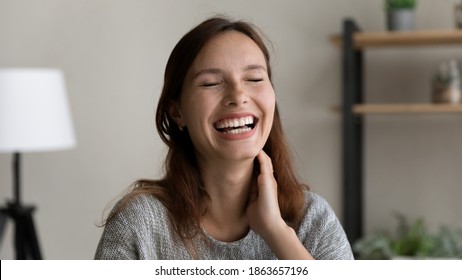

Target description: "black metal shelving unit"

left=337, top=19, right=462, bottom=245
left=341, top=19, right=364, bottom=245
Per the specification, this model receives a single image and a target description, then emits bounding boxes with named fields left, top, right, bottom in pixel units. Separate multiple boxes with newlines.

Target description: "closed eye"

left=247, top=78, right=263, bottom=82
left=200, top=82, right=220, bottom=87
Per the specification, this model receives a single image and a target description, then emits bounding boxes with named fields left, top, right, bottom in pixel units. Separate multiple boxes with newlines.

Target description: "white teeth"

left=222, top=126, right=252, bottom=134
left=215, top=116, right=255, bottom=129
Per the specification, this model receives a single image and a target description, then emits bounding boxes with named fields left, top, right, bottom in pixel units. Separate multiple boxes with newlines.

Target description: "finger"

left=248, top=181, right=258, bottom=202
left=257, top=150, right=274, bottom=175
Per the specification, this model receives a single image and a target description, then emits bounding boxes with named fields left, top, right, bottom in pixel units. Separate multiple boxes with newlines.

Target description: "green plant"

left=385, top=0, right=417, bottom=10
left=352, top=233, right=394, bottom=260
left=433, top=60, right=461, bottom=84
left=391, top=215, right=433, bottom=257
left=431, top=226, right=462, bottom=258
left=353, top=214, right=462, bottom=259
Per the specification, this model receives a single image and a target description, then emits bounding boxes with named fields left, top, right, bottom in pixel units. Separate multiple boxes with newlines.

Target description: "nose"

left=224, top=82, right=248, bottom=106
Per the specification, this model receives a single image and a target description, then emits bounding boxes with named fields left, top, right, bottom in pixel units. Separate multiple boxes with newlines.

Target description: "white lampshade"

left=0, top=68, right=76, bottom=152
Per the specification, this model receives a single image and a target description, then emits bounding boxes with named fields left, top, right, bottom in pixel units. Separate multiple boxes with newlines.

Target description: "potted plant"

left=385, top=0, right=417, bottom=31
left=353, top=213, right=462, bottom=259
left=432, top=59, right=461, bottom=104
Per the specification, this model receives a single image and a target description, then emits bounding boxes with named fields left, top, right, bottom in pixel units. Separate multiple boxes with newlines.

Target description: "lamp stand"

left=0, top=152, right=42, bottom=259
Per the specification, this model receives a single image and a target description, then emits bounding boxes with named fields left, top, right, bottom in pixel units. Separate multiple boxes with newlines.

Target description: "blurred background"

left=0, top=0, right=461, bottom=259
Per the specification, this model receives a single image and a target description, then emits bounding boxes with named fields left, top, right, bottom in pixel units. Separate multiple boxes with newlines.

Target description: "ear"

left=169, top=101, right=185, bottom=127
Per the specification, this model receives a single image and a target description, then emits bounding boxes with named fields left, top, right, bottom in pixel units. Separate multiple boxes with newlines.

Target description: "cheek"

left=180, top=94, right=215, bottom=128
left=262, top=90, right=276, bottom=119
left=266, top=94, right=276, bottom=131
left=256, top=90, right=276, bottom=139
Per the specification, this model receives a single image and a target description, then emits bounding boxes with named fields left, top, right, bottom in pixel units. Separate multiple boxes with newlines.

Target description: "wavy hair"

left=108, top=16, right=308, bottom=258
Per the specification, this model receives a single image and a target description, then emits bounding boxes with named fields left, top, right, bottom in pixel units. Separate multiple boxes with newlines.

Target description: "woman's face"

left=172, top=31, right=275, bottom=164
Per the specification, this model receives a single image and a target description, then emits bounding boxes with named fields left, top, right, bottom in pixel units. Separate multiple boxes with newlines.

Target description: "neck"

left=198, top=157, right=255, bottom=241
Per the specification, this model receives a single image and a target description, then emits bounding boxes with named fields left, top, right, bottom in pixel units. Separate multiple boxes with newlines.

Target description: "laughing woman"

left=95, top=16, right=354, bottom=260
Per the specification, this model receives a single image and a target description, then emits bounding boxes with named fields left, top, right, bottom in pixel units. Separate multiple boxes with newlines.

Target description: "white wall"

left=0, top=0, right=461, bottom=259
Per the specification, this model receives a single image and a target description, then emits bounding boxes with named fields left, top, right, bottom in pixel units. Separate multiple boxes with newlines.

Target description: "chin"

left=220, top=148, right=259, bottom=162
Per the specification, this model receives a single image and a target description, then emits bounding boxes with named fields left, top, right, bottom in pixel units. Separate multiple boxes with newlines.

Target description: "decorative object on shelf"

left=385, top=0, right=417, bottom=31
left=456, top=0, right=462, bottom=28
left=353, top=213, right=462, bottom=260
left=0, top=68, right=76, bottom=259
left=432, top=59, right=461, bottom=104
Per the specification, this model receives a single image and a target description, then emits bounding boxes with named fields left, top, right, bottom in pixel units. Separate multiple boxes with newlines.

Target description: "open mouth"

left=214, top=116, right=258, bottom=135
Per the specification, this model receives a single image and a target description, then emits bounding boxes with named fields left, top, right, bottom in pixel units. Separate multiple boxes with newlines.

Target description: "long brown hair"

left=109, top=16, right=308, bottom=257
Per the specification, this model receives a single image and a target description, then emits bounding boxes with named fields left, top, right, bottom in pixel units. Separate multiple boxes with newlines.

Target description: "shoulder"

left=302, top=191, right=336, bottom=222
left=298, top=191, right=354, bottom=260
left=297, top=191, right=338, bottom=235
left=95, top=193, right=170, bottom=259
left=109, top=192, right=168, bottom=228
left=108, top=180, right=169, bottom=222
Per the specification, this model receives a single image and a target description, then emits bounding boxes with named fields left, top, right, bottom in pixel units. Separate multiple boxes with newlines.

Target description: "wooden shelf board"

left=330, top=29, right=462, bottom=49
left=353, top=103, right=462, bottom=114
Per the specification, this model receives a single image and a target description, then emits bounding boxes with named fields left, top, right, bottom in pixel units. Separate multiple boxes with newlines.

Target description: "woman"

left=95, top=16, right=353, bottom=260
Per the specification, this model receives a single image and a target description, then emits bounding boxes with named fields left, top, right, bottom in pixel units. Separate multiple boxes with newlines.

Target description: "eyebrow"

left=244, top=64, right=267, bottom=72
left=191, top=68, right=223, bottom=80
left=191, top=64, right=267, bottom=80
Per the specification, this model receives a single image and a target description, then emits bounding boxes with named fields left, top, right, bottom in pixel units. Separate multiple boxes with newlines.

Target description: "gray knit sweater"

left=95, top=191, right=353, bottom=260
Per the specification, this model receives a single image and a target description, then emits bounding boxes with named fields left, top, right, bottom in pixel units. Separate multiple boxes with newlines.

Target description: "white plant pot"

left=387, top=9, right=415, bottom=31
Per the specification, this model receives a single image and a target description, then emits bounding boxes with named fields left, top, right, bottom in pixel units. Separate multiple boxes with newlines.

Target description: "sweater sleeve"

left=301, top=192, right=354, bottom=260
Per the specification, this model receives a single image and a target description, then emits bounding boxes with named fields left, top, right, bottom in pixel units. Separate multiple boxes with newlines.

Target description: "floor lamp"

left=0, top=69, right=76, bottom=259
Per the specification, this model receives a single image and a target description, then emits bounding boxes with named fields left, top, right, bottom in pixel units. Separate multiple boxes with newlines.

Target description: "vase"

left=387, top=9, right=415, bottom=31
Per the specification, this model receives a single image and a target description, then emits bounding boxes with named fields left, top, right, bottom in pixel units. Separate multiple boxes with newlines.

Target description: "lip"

left=213, top=112, right=259, bottom=141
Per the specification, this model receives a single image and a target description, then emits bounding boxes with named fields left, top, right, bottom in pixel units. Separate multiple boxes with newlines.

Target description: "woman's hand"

left=246, top=150, right=285, bottom=237
left=246, top=150, right=314, bottom=260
